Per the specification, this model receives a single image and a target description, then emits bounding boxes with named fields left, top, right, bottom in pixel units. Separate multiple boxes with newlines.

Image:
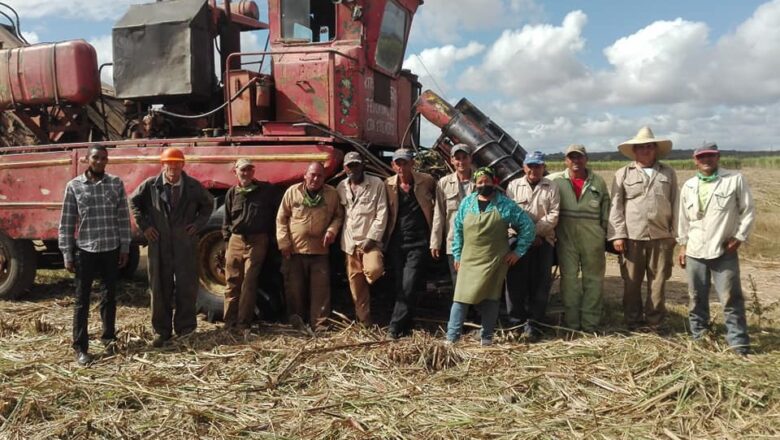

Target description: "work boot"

left=102, top=339, right=118, bottom=356
left=151, top=335, right=170, bottom=348
left=75, top=350, right=93, bottom=366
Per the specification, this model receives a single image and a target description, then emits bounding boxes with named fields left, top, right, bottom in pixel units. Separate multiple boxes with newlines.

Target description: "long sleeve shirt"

left=430, top=172, right=475, bottom=254
left=506, top=176, right=560, bottom=245
left=452, top=192, right=535, bottom=262
left=677, top=169, right=755, bottom=260
left=222, top=180, right=283, bottom=240
left=276, top=183, right=344, bottom=255
left=58, top=173, right=132, bottom=264
left=608, top=161, right=678, bottom=241
left=337, top=174, right=388, bottom=255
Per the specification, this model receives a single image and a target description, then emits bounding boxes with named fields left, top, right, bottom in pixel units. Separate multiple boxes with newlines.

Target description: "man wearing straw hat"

left=130, top=147, right=214, bottom=347
left=337, top=151, right=388, bottom=325
left=430, top=143, right=475, bottom=287
left=608, top=127, right=678, bottom=331
left=223, top=159, right=282, bottom=330
left=551, top=144, right=610, bottom=332
left=678, top=143, right=755, bottom=356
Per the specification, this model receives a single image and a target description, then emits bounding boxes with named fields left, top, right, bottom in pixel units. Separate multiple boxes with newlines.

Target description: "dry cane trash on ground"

left=1, top=273, right=780, bottom=440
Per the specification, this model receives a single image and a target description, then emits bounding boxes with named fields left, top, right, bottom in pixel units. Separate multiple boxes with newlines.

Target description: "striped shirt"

left=58, top=173, right=132, bottom=264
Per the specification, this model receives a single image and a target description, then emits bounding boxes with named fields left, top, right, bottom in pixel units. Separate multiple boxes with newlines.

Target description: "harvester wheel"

left=196, top=230, right=227, bottom=322
left=0, top=232, right=37, bottom=300
left=195, top=229, right=285, bottom=323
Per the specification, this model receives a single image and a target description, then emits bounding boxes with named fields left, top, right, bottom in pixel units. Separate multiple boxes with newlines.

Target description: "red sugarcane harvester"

left=0, top=0, right=525, bottom=319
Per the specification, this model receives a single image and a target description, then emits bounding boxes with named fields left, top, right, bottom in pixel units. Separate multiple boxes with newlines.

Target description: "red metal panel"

left=0, top=145, right=342, bottom=240
left=0, top=40, right=100, bottom=109
left=274, top=53, right=332, bottom=125
left=362, top=73, right=399, bottom=146
left=333, top=50, right=362, bottom=138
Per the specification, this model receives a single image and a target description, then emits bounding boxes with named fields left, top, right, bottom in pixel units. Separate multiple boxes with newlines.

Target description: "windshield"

left=281, top=0, right=335, bottom=42
left=375, top=1, right=408, bottom=73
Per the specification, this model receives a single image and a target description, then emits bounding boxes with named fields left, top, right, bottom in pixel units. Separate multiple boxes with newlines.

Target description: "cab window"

left=375, top=1, right=408, bottom=73
left=281, top=0, right=336, bottom=43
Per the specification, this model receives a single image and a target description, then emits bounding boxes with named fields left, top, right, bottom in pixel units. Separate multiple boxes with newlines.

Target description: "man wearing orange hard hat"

left=130, top=147, right=213, bottom=347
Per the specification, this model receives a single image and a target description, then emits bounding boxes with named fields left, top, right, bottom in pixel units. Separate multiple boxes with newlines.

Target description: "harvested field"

left=1, top=166, right=779, bottom=439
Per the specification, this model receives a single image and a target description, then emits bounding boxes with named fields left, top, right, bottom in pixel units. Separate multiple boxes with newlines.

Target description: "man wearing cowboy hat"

left=678, top=143, right=754, bottom=356
left=608, top=127, right=679, bottom=331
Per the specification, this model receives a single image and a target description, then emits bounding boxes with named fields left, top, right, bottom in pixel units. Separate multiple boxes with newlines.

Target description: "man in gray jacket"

left=130, top=148, right=213, bottom=347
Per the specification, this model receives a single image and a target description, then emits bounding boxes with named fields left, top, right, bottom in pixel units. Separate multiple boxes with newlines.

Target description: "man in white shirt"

left=677, top=143, right=755, bottom=356
left=336, top=152, right=388, bottom=325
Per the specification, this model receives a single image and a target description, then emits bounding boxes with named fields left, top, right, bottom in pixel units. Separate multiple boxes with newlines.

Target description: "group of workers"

left=57, top=125, right=756, bottom=366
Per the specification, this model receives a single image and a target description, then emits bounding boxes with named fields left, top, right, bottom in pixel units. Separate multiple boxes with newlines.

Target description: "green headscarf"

left=473, top=166, right=496, bottom=182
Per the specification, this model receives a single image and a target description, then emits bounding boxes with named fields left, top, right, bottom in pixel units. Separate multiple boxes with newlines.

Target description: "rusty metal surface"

left=0, top=144, right=342, bottom=240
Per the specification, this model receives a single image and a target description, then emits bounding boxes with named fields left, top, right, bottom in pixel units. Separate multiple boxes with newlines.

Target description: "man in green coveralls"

left=551, top=144, right=611, bottom=332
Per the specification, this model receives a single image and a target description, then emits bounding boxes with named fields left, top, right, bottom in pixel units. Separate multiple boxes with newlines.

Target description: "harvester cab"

left=111, top=0, right=423, bottom=153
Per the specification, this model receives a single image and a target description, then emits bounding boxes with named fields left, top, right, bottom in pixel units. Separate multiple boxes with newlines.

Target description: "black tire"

left=0, top=232, right=37, bottom=300
left=119, top=244, right=140, bottom=279
left=195, top=229, right=285, bottom=323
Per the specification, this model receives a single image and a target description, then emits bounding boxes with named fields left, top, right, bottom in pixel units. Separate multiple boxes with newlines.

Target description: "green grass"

left=545, top=155, right=780, bottom=171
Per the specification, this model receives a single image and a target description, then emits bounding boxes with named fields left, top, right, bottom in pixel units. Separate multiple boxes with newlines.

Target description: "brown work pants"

left=619, top=238, right=675, bottom=327
left=224, top=233, right=269, bottom=327
left=345, top=248, right=384, bottom=324
left=283, top=254, right=331, bottom=328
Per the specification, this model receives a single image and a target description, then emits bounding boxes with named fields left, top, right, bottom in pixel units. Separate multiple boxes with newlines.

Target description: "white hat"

left=618, top=126, right=672, bottom=160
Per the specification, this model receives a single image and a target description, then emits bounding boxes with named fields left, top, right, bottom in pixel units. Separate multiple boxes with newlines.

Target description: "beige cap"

left=565, top=144, right=587, bottom=156
left=234, top=158, right=254, bottom=169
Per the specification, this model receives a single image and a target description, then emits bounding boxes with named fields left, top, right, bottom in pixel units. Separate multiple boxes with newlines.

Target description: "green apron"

left=453, top=208, right=510, bottom=304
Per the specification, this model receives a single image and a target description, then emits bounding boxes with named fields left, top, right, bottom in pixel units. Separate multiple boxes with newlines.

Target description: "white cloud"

left=3, top=0, right=145, bottom=21
left=20, top=31, right=39, bottom=44
left=419, top=1, right=780, bottom=151
left=601, top=19, right=710, bottom=106
left=458, top=11, right=591, bottom=100
left=87, top=35, right=113, bottom=84
left=409, top=0, right=545, bottom=45
left=403, top=42, right=485, bottom=94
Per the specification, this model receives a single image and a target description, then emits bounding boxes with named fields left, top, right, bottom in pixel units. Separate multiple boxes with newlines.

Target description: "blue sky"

left=6, top=0, right=780, bottom=153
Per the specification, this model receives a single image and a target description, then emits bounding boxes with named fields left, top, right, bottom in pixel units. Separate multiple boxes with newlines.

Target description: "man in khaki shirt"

left=430, top=143, right=475, bottom=285
left=505, top=151, right=560, bottom=340
left=608, top=126, right=678, bottom=330
left=384, top=149, right=436, bottom=339
left=277, top=162, right=344, bottom=330
left=337, top=152, right=388, bottom=324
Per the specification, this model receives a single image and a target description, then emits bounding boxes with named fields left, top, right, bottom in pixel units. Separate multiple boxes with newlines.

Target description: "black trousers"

left=505, top=241, right=554, bottom=327
left=72, top=248, right=119, bottom=352
left=388, top=245, right=428, bottom=333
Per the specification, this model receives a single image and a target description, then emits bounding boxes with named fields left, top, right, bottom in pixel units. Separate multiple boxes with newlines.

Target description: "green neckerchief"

left=302, top=189, right=323, bottom=207
left=696, top=170, right=719, bottom=183
left=235, top=182, right=258, bottom=195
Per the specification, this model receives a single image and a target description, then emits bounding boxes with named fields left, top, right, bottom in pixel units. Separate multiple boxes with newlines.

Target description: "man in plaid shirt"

left=58, top=145, right=131, bottom=366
